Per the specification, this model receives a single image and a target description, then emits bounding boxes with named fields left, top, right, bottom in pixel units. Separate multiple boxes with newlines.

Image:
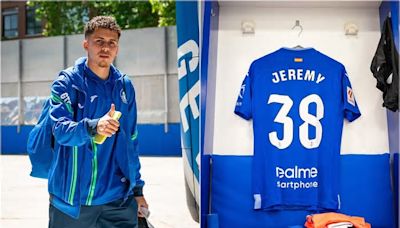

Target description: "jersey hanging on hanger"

left=234, top=47, right=361, bottom=211
left=370, top=16, right=399, bottom=112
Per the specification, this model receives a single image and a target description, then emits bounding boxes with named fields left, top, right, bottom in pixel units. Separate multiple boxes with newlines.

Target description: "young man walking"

left=47, top=16, right=147, bottom=227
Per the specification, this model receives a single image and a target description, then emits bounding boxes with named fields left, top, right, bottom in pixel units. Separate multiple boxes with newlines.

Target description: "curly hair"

left=84, top=16, right=121, bottom=38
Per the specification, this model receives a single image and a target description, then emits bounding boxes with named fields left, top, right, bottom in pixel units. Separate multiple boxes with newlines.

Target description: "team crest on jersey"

left=347, top=87, right=355, bottom=106
left=120, top=89, right=128, bottom=104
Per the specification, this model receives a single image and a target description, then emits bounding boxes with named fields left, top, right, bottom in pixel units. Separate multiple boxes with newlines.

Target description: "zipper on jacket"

left=67, top=146, right=78, bottom=205
left=86, top=138, right=98, bottom=205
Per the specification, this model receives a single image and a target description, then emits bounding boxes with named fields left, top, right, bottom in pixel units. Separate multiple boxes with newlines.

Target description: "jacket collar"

left=71, top=57, right=125, bottom=90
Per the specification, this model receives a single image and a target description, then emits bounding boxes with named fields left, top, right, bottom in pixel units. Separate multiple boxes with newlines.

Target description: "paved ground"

left=0, top=155, right=199, bottom=228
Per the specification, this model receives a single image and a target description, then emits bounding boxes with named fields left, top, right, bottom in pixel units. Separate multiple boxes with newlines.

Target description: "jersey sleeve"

left=234, top=67, right=253, bottom=120
left=342, top=68, right=361, bottom=122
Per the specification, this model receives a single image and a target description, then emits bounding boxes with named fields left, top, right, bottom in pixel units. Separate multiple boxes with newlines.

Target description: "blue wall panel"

left=1, top=123, right=181, bottom=156
left=136, top=124, right=181, bottom=156
left=211, top=155, right=394, bottom=228
left=1, top=126, right=33, bottom=154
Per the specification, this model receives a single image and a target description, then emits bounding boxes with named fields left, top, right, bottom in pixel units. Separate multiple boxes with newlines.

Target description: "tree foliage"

left=27, top=1, right=176, bottom=37
left=149, top=0, right=176, bottom=27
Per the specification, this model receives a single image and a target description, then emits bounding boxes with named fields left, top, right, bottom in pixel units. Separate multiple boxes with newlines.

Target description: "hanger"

left=292, top=20, right=303, bottom=49
left=292, top=44, right=304, bottom=49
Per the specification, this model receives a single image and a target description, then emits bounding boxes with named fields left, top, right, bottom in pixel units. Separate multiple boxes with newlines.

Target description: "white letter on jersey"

left=268, top=94, right=294, bottom=149
left=304, top=70, right=315, bottom=81
left=316, top=73, right=325, bottom=84
left=288, top=69, right=296, bottom=80
left=279, top=70, right=287, bottom=82
left=272, top=72, right=280, bottom=83
left=297, top=69, right=303, bottom=80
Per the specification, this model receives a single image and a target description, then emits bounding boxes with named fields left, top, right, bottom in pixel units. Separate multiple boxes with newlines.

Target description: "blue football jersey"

left=234, top=47, right=361, bottom=211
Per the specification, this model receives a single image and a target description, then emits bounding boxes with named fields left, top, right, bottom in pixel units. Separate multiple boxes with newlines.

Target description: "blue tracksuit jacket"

left=48, top=57, right=143, bottom=218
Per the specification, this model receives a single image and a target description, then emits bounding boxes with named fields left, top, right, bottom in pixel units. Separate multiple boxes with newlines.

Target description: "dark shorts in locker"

left=49, top=195, right=138, bottom=228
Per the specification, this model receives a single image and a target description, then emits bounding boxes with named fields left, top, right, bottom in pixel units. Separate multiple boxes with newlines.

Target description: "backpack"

left=27, top=74, right=130, bottom=179
left=27, top=89, right=77, bottom=179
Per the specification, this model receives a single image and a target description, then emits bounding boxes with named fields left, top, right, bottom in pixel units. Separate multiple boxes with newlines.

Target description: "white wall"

left=209, top=3, right=389, bottom=155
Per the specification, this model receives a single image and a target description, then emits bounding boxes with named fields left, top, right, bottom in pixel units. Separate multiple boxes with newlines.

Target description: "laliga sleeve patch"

left=347, top=87, right=355, bottom=106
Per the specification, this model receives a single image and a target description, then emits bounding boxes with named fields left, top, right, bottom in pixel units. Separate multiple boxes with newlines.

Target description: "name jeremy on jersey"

left=272, top=69, right=325, bottom=84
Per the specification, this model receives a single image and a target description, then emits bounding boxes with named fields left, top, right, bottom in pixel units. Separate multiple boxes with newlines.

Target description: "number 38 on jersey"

left=268, top=94, right=324, bottom=149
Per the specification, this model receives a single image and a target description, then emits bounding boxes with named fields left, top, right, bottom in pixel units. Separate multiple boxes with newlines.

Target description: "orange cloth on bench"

left=305, top=212, right=371, bottom=228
